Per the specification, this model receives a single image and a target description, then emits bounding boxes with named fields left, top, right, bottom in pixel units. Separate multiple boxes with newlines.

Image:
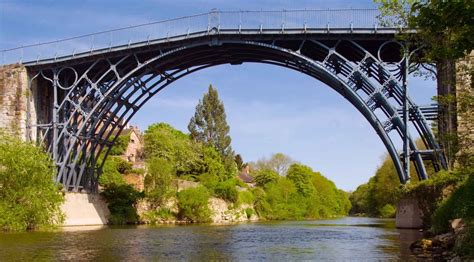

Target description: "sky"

left=0, top=0, right=437, bottom=190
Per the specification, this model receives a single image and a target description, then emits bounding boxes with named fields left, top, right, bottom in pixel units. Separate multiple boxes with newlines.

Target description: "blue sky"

left=0, top=0, right=437, bottom=190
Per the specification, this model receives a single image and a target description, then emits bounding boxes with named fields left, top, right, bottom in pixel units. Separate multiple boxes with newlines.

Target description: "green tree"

left=254, top=169, right=279, bottom=187
left=98, top=157, right=126, bottom=186
left=349, top=154, right=400, bottom=217
left=144, top=123, right=201, bottom=177
left=145, top=157, right=175, bottom=207
left=108, top=134, right=130, bottom=156
left=188, top=85, right=235, bottom=173
left=101, top=184, right=143, bottom=225
left=286, top=164, right=315, bottom=197
left=177, top=186, right=212, bottom=222
left=0, top=132, right=64, bottom=231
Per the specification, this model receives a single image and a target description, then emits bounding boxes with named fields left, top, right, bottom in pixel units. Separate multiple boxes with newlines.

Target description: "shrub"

left=177, top=186, right=211, bottom=222
left=99, top=157, right=126, bottom=186
left=432, top=175, right=474, bottom=233
left=0, top=132, right=64, bottom=231
left=108, top=134, right=130, bottom=156
left=101, top=184, right=144, bottom=225
left=254, top=169, right=279, bottom=187
left=214, top=179, right=239, bottom=203
left=141, top=208, right=176, bottom=224
left=454, top=220, right=474, bottom=257
left=238, top=190, right=255, bottom=205
left=379, top=204, right=396, bottom=218
left=245, top=208, right=254, bottom=219
left=145, top=157, right=175, bottom=207
left=401, top=170, right=462, bottom=228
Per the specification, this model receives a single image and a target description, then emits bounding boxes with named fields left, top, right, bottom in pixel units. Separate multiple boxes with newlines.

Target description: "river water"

left=0, top=217, right=422, bottom=261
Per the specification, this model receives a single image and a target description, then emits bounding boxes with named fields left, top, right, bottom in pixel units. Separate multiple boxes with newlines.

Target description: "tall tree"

left=188, top=85, right=234, bottom=161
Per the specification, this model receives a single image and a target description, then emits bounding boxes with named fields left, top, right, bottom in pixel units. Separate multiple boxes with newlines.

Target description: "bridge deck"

left=1, top=9, right=406, bottom=67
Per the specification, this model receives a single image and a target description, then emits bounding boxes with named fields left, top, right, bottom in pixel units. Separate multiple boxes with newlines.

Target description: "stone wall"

left=455, top=51, right=474, bottom=164
left=0, top=64, right=30, bottom=140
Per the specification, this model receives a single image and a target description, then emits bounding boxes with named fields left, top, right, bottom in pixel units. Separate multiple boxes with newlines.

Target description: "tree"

left=254, top=169, right=279, bottom=187
left=250, top=153, right=295, bottom=176
left=0, top=132, right=64, bottom=231
left=235, top=154, right=245, bottom=171
left=348, top=154, right=400, bottom=217
left=375, top=0, right=474, bottom=168
left=286, top=164, right=315, bottom=197
left=144, top=123, right=201, bottom=177
left=188, top=85, right=234, bottom=164
left=177, top=186, right=212, bottom=222
left=108, top=134, right=130, bottom=156
left=145, top=157, right=175, bottom=207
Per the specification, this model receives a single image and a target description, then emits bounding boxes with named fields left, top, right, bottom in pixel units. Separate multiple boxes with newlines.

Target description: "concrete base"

left=61, top=193, right=110, bottom=226
left=396, top=198, right=423, bottom=229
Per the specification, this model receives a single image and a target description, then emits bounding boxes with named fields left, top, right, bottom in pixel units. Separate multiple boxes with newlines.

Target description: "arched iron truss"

left=26, top=34, right=447, bottom=192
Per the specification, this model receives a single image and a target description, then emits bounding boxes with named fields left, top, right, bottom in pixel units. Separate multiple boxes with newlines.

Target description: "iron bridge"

left=1, top=9, right=447, bottom=191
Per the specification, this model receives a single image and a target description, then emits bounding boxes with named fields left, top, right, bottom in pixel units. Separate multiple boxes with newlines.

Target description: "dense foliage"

left=141, top=122, right=351, bottom=222
left=108, top=134, right=130, bottom=156
left=145, top=157, right=175, bottom=207
left=349, top=155, right=400, bottom=218
left=101, top=184, right=144, bottom=224
left=0, top=132, right=64, bottom=231
left=99, top=156, right=131, bottom=186
left=176, top=186, right=212, bottom=222
left=254, top=163, right=351, bottom=220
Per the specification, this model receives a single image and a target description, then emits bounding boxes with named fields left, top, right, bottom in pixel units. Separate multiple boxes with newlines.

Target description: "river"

left=0, top=217, right=422, bottom=261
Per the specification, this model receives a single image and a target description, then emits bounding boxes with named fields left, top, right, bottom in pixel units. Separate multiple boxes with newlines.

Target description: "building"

left=238, top=165, right=255, bottom=186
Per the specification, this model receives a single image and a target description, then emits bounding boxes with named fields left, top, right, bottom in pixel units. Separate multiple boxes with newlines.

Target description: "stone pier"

left=61, top=193, right=110, bottom=226
left=0, top=64, right=31, bottom=139
left=396, top=198, right=424, bottom=229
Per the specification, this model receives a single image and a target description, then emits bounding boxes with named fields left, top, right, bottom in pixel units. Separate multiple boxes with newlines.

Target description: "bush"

left=245, top=208, right=254, bottom=219
left=177, top=186, right=211, bottom=222
left=432, top=175, right=474, bottom=233
left=98, top=156, right=134, bottom=186
left=379, top=204, right=396, bottom=218
left=108, top=134, right=130, bottom=156
left=238, top=190, right=255, bottom=205
left=145, top=157, right=175, bottom=207
left=214, top=179, right=239, bottom=203
left=141, top=208, right=176, bottom=224
left=254, top=169, right=279, bottom=187
left=0, top=132, right=64, bottom=231
left=101, top=184, right=144, bottom=225
left=454, top=220, right=474, bottom=258
left=402, top=170, right=464, bottom=229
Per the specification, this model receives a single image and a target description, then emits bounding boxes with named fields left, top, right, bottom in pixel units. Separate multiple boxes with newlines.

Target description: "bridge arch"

left=29, top=37, right=445, bottom=191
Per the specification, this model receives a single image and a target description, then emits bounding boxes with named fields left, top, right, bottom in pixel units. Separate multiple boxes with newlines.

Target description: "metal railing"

left=1, top=9, right=390, bottom=65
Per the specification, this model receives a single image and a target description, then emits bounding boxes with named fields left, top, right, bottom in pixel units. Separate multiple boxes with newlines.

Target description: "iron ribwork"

left=2, top=9, right=447, bottom=191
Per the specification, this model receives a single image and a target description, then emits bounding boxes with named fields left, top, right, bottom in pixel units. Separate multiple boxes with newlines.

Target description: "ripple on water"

left=0, top=217, right=421, bottom=261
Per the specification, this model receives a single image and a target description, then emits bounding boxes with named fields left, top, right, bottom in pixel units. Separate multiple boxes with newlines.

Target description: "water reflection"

left=0, top=217, right=421, bottom=261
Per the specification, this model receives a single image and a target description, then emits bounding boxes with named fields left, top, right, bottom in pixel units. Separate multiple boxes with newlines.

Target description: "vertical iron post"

left=52, top=71, right=59, bottom=169
left=402, top=49, right=410, bottom=181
